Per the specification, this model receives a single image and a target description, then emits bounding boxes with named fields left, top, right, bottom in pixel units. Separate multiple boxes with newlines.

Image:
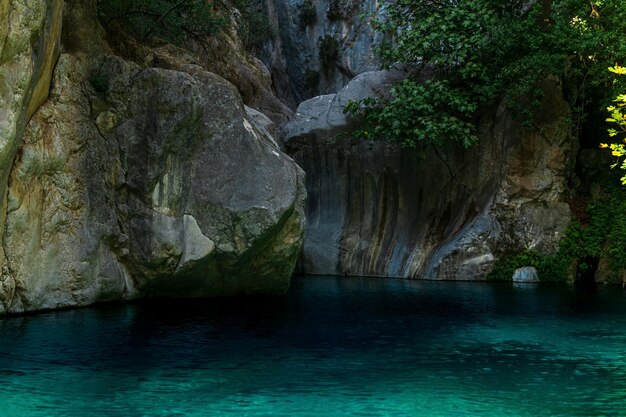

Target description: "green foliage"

left=345, top=79, right=478, bottom=149
left=98, top=0, right=276, bottom=52
left=299, top=0, right=317, bottom=28
left=489, top=178, right=626, bottom=282
left=346, top=0, right=626, bottom=151
left=487, top=250, right=569, bottom=282
left=584, top=180, right=626, bottom=273
left=327, top=0, right=359, bottom=21
left=234, top=1, right=275, bottom=53
left=558, top=182, right=626, bottom=280
left=303, top=69, right=320, bottom=94
left=601, top=65, right=626, bottom=184
left=241, top=10, right=274, bottom=53
left=319, top=35, right=339, bottom=74
left=97, top=0, right=228, bottom=43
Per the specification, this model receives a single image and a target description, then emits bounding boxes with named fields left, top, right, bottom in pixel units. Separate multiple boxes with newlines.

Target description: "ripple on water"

left=2, top=276, right=626, bottom=416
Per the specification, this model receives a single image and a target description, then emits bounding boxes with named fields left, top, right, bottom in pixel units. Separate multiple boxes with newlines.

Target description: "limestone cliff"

left=263, top=0, right=380, bottom=105
left=0, top=0, right=306, bottom=314
left=0, top=0, right=64, bottom=293
left=284, top=72, right=574, bottom=279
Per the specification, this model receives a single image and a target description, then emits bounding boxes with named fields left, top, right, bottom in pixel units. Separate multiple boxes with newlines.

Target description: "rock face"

left=264, top=0, right=380, bottom=105
left=0, top=0, right=64, bottom=277
left=0, top=0, right=586, bottom=315
left=104, top=3, right=294, bottom=126
left=284, top=72, right=574, bottom=279
left=0, top=0, right=306, bottom=314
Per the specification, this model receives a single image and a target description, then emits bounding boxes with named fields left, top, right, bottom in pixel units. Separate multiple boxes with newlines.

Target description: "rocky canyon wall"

left=0, top=0, right=306, bottom=314
left=263, top=0, right=380, bottom=105
left=284, top=73, right=575, bottom=279
left=0, top=0, right=588, bottom=316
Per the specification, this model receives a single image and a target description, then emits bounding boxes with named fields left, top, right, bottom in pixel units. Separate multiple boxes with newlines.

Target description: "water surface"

left=2, top=276, right=626, bottom=416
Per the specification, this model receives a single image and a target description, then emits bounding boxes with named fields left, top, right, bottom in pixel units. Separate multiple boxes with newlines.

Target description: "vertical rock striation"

left=264, top=0, right=380, bottom=105
left=284, top=72, right=574, bottom=279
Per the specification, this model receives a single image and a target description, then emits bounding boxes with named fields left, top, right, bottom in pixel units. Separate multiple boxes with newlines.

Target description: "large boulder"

left=104, top=3, right=294, bottom=126
left=284, top=71, right=575, bottom=279
left=0, top=1, right=306, bottom=314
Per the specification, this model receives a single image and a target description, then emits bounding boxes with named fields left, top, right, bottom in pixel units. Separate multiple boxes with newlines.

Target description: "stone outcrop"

left=0, top=0, right=306, bottom=314
left=195, top=24, right=294, bottom=126
left=284, top=72, right=574, bottom=279
left=103, top=2, right=294, bottom=126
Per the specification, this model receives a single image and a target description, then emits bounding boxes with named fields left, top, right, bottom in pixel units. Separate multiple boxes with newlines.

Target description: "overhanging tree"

left=97, top=0, right=228, bottom=43
left=345, top=0, right=626, bottom=152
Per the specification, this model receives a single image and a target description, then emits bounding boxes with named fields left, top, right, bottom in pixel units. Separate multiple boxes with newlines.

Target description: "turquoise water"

left=2, top=276, right=626, bottom=416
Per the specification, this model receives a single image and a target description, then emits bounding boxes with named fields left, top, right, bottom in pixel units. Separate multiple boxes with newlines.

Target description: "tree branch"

left=143, top=0, right=189, bottom=39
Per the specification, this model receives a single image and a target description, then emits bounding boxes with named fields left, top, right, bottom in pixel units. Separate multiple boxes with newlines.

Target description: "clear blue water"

left=2, top=276, right=626, bottom=416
